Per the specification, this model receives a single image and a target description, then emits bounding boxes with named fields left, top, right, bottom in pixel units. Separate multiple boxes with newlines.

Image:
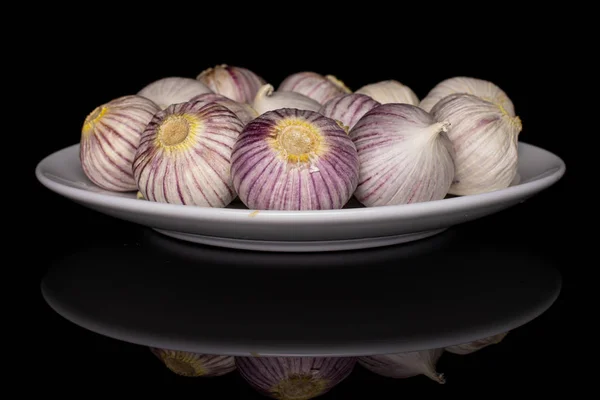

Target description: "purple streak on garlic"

left=137, top=77, right=213, bottom=110
left=355, top=80, right=419, bottom=105
left=319, top=93, right=381, bottom=130
left=231, top=108, right=359, bottom=211
left=349, top=103, right=455, bottom=207
left=80, top=95, right=160, bottom=192
left=150, top=348, right=236, bottom=377
left=359, top=349, right=445, bottom=384
left=430, top=93, right=522, bottom=196
left=278, top=72, right=351, bottom=105
left=445, top=332, right=509, bottom=355
left=189, top=92, right=258, bottom=125
left=196, top=64, right=266, bottom=103
left=236, top=356, right=357, bottom=400
left=419, top=76, right=516, bottom=116
left=253, top=84, right=322, bottom=115
left=133, top=101, right=244, bottom=207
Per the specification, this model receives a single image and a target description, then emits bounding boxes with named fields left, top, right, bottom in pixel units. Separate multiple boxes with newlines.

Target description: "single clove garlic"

left=196, top=64, right=265, bottom=103
left=150, top=348, right=236, bottom=377
left=137, top=77, right=213, bottom=110
left=445, top=332, right=509, bottom=355
left=189, top=92, right=258, bottom=125
left=278, top=71, right=351, bottom=105
left=359, top=349, right=446, bottom=384
left=252, top=84, right=322, bottom=115
left=319, top=93, right=381, bottom=130
left=355, top=80, right=419, bottom=105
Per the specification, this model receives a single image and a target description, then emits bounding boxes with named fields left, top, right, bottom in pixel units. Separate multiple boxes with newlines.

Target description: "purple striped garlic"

left=350, top=103, right=455, bottom=207
left=189, top=92, right=258, bottom=125
left=430, top=93, right=522, bottom=196
left=355, top=80, right=419, bottom=105
left=231, top=108, right=360, bottom=211
left=236, top=356, right=357, bottom=400
left=278, top=72, right=351, bottom=105
left=150, top=348, right=236, bottom=377
left=133, top=101, right=244, bottom=207
left=80, top=95, right=160, bottom=192
left=359, top=349, right=445, bottom=384
left=445, top=332, right=509, bottom=355
left=196, top=64, right=265, bottom=103
left=137, top=77, right=213, bottom=110
left=319, top=93, right=381, bottom=130
left=253, top=84, right=321, bottom=115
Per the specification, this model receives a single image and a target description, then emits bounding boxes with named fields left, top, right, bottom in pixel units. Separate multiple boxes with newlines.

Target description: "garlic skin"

left=278, top=72, right=351, bottom=105
left=253, top=84, right=322, bottom=115
left=80, top=95, right=160, bottom=192
left=430, top=93, right=522, bottom=196
left=231, top=108, right=360, bottom=211
left=349, top=103, right=455, bottom=207
left=150, top=348, right=236, bottom=377
left=137, top=77, right=213, bottom=110
left=445, top=332, right=509, bottom=355
left=319, top=93, right=381, bottom=130
left=419, top=76, right=515, bottom=117
left=189, top=92, right=258, bottom=125
left=133, top=101, right=243, bottom=207
left=355, top=80, right=419, bottom=105
left=196, top=64, right=266, bottom=103
left=359, top=349, right=445, bottom=384
left=236, top=356, right=357, bottom=400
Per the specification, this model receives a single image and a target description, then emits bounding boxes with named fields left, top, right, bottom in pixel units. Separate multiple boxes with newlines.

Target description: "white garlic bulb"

left=349, top=103, right=455, bottom=207
left=196, top=64, right=266, bottom=103
left=319, top=93, right=381, bottom=130
left=253, top=84, right=322, bottom=115
left=359, top=349, right=445, bottom=384
left=355, top=80, right=419, bottom=105
left=137, top=77, right=213, bottom=110
left=278, top=71, right=351, bottom=104
left=445, top=332, right=509, bottom=355
left=419, top=76, right=515, bottom=116
left=189, top=92, right=258, bottom=125
left=430, top=93, right=522, bottom=196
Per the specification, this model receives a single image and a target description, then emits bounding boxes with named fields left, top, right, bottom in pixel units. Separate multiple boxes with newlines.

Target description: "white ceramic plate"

left=36, top=142, right=565, bottom=252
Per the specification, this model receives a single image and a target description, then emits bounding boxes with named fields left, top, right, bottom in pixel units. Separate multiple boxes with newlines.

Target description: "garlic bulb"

left=278, top=71, right=351, bottom=105
left=445, top=332, right=509, bottom=355
left=355, top=80, right=419, bottom=105
left=253, top=84, right=321, bottom=115
left=359, top=349, right=445, bottom=384
left=137, top=77, right=212, bottom=110
left=189, top=92, right=258, bottom=125
left=430, top=93, right=522, bottom=195
left=150, top=348, right=236, bottom=377
left=196, top=64, right=265, bottom=103
left=80, top=95, right=160, bottom=192
left=319, top=93, right=381, bottom=130
left=133, top=101, right=244, bottom=207
left=419, top=76, right=515, bottom=116
left=349, top=103, right=455, bottom=207
left=236, top=356, right=357, bottom=400
left=231, top=108, right=360, bottom=210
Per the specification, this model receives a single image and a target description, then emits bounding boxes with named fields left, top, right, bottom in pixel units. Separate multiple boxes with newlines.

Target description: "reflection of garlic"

left=431, top=93, right=522, bottom=196
left=278, top=72, right=351, bottom=104
left=420, top=76, right=515, bottom=116
left=197, top=64, right=265, bottom=103
left=252, top=84, right=321, bottom=115
left=319, top=93, right=380, bottom=130
left=359, top=349, right=445, bottom=384
left=355, top=80, right=419, bottom=105
left=150, top=348, right=236, bottom=377
left=445, top=332, right=509, bottom=355
left=137, top=77, right=212, bottom=110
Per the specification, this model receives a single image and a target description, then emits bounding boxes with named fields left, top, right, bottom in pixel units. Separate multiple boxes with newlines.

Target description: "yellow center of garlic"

left=156, top=114, right=200, bottom=151
left=270, top=374, right=328, bottom=400
left=271, top=118, right=325, bottom=164
left=82, top=106, right=108, bottom=135
left=162, top=354, right=206, bottom=377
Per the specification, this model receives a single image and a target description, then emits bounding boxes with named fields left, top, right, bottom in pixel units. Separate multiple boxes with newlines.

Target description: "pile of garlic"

left=80, top=64, right=522, bottom=210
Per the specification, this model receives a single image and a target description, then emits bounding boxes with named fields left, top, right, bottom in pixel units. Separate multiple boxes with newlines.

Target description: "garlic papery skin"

left=430, top=93, right=522, bottom=196
left=319, top=93, right=381, bottom=130
left=236, top=356, right=357, bottom=400
left=278, top=71, right=352, bottom=105
left=349, top=103, right=455, bottom=207
left=355, top=80, right=419, bottom=105
left=189, top=92, right=258, bottom=125
left=359, top=349, right=445, bottom=384
left=137, top=77, right=213, bottom=110
left=445, top=332, right=509, bottom=355
left=231, top=108, right=360, bottom=211
left=80, top=95, right=161, bottom=192
left=419, top=76, right=516, bottom=116
left=133, top=101, right=244, bottom=207
left=196, top=64, right=266, bottom=103
left=150, top=348, right=236, bottom=377
left=253, top=84, right=322, bottom=115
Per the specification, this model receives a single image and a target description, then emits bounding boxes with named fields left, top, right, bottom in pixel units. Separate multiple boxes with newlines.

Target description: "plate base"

left=153, top=228, right=448, bottom=252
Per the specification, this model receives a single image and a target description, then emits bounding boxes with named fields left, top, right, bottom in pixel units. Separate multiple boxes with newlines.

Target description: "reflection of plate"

left=35, top=142, right=565, bottom=252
